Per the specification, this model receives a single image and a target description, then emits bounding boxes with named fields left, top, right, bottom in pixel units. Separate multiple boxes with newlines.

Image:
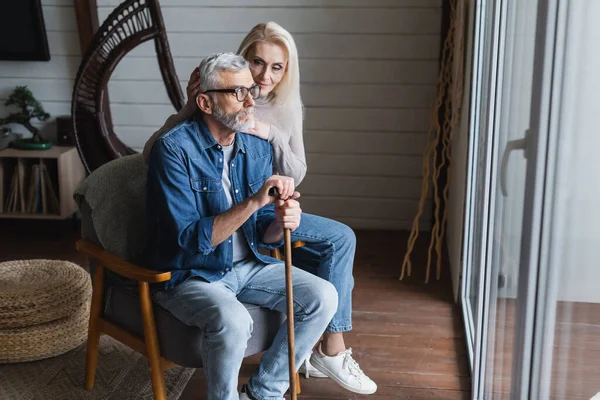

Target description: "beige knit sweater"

left=142, top=97, right=307, bottom=185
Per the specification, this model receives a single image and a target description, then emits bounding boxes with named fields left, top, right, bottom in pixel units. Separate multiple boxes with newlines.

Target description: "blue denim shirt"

left=145, top=117, right=283, bottom=290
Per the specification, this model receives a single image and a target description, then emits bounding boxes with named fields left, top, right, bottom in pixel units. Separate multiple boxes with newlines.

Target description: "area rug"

left=0, top=335, right=195, bottom=400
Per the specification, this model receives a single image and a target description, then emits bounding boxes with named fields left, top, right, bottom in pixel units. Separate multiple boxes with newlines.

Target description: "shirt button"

left=220, top=271, right=225, bottom=275
left=203, top=187, right=207, bottom=191
left=217, top=145, right=222, bottom=149
left=235, top=189, right=239, bottom=193
left=228, top=240, right=232, bottom=243
left=250, top=242, right=254, bottom=246
left=231, top=163, right=235, bottom=167
left=219, top=158, right=222, bottom=162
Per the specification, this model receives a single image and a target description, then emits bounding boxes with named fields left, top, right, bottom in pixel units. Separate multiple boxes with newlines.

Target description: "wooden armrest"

left=76, top=239, right=171, bottom=283
left=270, top=241, right=306, bottom=260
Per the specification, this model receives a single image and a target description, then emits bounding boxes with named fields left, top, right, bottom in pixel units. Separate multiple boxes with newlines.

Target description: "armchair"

left=75, top=154, right=304, bottom=400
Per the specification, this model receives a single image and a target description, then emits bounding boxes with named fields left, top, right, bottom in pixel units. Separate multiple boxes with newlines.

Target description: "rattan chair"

left=71, top=0, right=184, bottom=173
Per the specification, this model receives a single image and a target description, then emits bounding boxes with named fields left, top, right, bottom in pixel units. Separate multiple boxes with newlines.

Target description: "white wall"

left=0, top=0, right=442, bottom=230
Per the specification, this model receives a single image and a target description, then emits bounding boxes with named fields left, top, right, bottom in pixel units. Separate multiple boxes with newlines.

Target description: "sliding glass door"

left=460, top=0, right=501, bottom=370
left=461, top=0, right=565, bottom=398
left=461, top=0, right=544, bottom=378
left=528, top=2, right=600, bottom=399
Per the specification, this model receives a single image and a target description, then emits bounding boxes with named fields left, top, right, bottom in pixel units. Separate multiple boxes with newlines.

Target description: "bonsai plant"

left=0, top=86, right=52, bottom=150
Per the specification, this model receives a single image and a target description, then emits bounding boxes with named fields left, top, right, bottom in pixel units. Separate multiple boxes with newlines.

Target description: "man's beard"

left=212, top=103, right=255, bottom=132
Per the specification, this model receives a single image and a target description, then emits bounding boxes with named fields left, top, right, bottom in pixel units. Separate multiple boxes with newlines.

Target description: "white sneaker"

left=298, top=354, right=328, bottom=378
left=310, top=347, right=377, bottom=395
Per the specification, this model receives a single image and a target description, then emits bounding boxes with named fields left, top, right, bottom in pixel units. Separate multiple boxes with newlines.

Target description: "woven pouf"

left=0, top=259, right=92, bottom=363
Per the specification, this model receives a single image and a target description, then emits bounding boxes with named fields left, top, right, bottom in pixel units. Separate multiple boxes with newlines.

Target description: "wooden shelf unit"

left=0, top=146, right=86, bottom=220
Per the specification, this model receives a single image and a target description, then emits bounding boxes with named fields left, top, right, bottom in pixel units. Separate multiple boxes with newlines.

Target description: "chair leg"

left=139, top=281, right=167, bottom=400
left=85, top=264, right=105, bottom=390
left=271, top=247, right=282, bottom=260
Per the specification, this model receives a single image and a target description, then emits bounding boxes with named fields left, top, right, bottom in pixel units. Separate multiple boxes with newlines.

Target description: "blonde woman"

left=143, top=22, right=376, bottom=395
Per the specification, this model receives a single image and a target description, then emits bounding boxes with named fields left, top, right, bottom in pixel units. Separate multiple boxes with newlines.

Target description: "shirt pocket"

left=191, top=178, right=222, bottom=193
left=248, top=175, right=268, bottom=195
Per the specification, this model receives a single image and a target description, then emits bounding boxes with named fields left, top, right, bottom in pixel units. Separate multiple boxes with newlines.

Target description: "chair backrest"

left=71, top=0, right=184, bottom=173
left=75, top=154, right=148, bottom=260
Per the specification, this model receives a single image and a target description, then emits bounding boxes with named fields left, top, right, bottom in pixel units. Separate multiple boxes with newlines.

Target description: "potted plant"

left=0, top=86, right=52, bottom=150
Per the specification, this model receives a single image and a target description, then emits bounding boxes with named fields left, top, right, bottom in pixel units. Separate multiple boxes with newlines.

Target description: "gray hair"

left=198, top=52, right=249, bottom=93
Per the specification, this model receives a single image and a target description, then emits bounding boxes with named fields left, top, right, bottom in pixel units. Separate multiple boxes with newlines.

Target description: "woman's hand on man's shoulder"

left=245, top=119, right=271, bottom=140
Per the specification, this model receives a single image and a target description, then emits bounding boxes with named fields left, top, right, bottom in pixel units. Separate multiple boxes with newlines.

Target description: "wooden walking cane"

left=284, top=227, right=298, bottom=400
left=270, top=187, right=298, bottom=399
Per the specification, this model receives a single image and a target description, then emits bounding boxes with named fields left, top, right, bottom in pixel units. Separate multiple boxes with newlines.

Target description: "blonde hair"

left=237, top=22, right=302, bottom=107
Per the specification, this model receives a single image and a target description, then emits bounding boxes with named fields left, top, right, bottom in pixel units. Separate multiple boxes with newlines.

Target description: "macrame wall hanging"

left=401, top=0, right=467, bottom=283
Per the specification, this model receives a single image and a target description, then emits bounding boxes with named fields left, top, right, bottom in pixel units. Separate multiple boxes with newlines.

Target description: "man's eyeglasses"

left=202, top=84, right=261, bottom=102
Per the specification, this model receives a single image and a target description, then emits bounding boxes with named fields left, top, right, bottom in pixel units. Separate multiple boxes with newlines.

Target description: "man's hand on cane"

left=254, top=175, right=297, bottom=206
left=274, top=197, right=302, bottom=232
left=254, top=176, right=301, bottom=245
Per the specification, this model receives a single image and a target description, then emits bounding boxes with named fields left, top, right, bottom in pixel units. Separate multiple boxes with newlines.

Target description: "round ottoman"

left=0, top=259, right=92, bottom=363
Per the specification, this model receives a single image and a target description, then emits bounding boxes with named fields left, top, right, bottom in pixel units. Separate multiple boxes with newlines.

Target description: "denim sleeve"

left=149, top=139, right=216, bottom=256
left=255, top=146, right=284, bottom=250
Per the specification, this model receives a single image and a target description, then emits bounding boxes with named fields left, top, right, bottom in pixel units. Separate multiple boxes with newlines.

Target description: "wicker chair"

left=70, top=0, right=303, bottom=398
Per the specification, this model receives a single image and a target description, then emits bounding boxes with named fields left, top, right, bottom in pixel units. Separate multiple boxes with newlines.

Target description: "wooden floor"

left=0, top=219, right=471, bottom=399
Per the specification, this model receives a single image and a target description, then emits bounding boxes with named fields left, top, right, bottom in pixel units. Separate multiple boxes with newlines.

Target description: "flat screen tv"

left=0, top=0, right=50, bottom=61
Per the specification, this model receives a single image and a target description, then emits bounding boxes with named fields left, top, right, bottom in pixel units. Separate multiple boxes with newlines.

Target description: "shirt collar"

left=195, top=115, right=246, bottom=154
left=234, top=131, right=247, bottom=154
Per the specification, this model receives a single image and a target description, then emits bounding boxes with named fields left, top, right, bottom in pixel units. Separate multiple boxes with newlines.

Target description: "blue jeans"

left=290, top=213, right=356, bottom=333
left=152, top=259, right=338, bottom=400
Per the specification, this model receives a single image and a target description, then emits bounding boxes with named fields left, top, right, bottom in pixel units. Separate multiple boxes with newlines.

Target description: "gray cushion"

left=105, top=286, right=284, bottom=368
left=76, top=172, right=285, bottom=368
left=74, top=154, right=148, bottom=260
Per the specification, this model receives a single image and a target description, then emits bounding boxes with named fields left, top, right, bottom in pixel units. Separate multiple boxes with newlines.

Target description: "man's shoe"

left=310, top=347, right=377, bottom=395
left=298, top=353, right=328, bottom=378
left=239, top=391, right=251, bottom=400
left=239, top=384, right=256, bottom=400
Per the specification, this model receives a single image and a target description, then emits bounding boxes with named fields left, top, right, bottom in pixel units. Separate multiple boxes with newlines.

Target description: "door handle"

left=500, top=129, right=531, bottom=196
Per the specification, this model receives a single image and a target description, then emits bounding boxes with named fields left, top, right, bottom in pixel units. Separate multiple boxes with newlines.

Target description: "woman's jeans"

left=290, top=213, right=356, bottom=333
left=153, top=259, right=338, bottom=400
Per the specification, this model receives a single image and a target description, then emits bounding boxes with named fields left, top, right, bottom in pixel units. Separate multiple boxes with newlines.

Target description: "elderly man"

left=145, top=52, right=338, bottom=400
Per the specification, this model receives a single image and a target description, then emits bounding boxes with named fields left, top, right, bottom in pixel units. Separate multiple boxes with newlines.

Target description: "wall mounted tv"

left=0, top=0, right=50, bottom=61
